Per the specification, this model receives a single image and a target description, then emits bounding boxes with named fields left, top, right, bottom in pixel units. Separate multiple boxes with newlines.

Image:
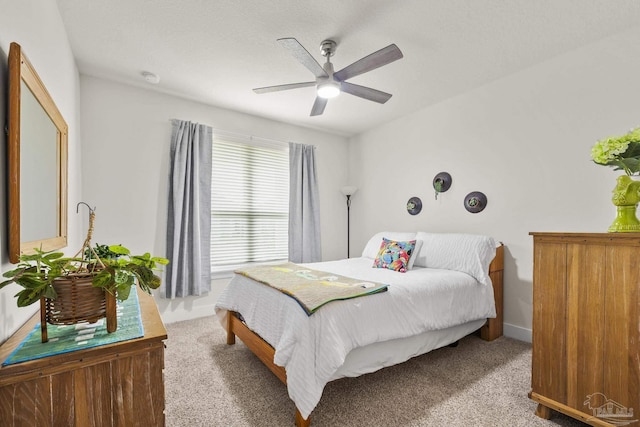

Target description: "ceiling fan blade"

left=333, top=44, right=403, bottom=82
left=278, top=38, right=328, bottom=79
left=253, top=81, right=316, bottom=94
left=310, top=97, right=328, bottom=116
left=341, top=82, right=392, bottom=104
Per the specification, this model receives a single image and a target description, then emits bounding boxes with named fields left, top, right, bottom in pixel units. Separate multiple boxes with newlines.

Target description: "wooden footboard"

left=481, top=244, right=504, bottom=341
left=226, top=311, right=286, bottom=384
left=226, top=311, right=310, bottom=426
left=226, top=243, right=505, bottom=426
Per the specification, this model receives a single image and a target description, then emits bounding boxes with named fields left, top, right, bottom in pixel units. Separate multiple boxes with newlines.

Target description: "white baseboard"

left=154, top=278, right=229, bottom=325
left=503, top=323, right=532, bottom=343
left=159, top=303, right=218, bottom=325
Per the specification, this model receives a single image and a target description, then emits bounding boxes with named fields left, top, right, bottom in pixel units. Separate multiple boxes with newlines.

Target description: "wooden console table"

left=0, top=288, right=167, bottom=426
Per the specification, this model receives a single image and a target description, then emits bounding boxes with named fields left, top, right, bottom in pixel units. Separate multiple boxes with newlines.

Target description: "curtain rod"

left=170, top=119, right=315, bottom=148
left=212, top=128, right=289, bottom=146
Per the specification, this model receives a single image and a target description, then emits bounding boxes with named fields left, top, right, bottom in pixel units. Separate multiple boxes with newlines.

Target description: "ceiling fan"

left=253, top=38, right=403, bottom=116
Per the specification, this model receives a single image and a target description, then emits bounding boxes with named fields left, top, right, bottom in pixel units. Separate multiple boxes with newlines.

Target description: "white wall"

left=0, top=0, right=84, bottom=343
left=348, top=26, right=640, bottom=342
left=79, top=76, right=349, bottom=324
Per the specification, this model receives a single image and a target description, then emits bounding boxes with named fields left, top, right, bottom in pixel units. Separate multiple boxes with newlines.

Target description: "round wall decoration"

left=407, top=197, right=422, bottom=215
left=433, top=172, right=452, bottom=194
left=464, top=191, right=487, bottom=213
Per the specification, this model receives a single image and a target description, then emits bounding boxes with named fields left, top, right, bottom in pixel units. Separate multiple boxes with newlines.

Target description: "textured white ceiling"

left=56, top=0, right=640, bottom=136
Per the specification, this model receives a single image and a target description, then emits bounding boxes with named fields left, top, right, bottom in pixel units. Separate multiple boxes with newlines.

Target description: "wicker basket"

left=38, top=204, right=118, bottom=343
left=39, top=272, right=117, bottom=343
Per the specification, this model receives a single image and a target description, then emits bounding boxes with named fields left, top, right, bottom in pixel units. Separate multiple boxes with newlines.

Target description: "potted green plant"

left=1, top=245, right=168, bottom=306
left=0, top=244, right=168, bottom=342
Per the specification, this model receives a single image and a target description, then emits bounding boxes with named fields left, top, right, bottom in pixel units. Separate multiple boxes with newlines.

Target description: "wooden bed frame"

left=226, top=244, right=504, bottom=427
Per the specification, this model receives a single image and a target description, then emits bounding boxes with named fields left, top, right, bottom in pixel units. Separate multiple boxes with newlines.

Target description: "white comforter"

left=215, top=257, right=496, bottom=419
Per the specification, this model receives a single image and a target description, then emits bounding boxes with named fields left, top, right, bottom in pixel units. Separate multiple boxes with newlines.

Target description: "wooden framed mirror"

left=8, top=42, right=68, bottom=263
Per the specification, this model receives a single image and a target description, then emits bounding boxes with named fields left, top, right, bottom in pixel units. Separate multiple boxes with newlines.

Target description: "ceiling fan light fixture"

left=317, top=81, right=340, bottom=99
left=253, top=38, right=404, bottom=116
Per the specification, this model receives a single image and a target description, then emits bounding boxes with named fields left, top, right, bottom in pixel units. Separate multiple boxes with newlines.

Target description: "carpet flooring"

left=165, top=316, right=587, bottom=427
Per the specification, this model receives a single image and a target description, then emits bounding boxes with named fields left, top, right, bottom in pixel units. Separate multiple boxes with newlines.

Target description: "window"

left=210, top=134, right=289, bottom=274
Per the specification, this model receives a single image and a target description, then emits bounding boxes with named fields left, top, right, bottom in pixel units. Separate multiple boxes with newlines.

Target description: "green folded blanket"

left=235, top=262, right=388, bottom=315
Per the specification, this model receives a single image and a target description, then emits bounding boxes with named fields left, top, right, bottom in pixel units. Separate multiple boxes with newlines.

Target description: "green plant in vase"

left=591, top=127, right=640, bottom=232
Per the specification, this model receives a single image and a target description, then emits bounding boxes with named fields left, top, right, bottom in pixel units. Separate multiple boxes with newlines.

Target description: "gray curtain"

left=165, top=119, right=212, bottom=298
left=288, top=142, right=321, bottom=263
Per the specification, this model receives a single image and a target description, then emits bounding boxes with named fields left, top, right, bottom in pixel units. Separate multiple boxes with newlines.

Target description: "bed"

left=215, top=232, right=504, bottom=427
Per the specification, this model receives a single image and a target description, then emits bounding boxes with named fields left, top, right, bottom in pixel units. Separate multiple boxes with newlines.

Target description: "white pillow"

left=413, top=232, right=496, bottom=285
left=407, top=239, right=423, bottom=270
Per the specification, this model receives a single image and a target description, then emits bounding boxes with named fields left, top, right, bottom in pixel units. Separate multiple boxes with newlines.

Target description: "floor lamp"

left=341, top=186, right=358, bottom=258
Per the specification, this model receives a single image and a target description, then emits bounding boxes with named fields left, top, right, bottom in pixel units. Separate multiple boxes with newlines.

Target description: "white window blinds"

left=211, top=135, right=289, bottom=274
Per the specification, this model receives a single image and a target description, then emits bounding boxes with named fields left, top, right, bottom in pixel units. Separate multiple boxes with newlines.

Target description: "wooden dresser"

left=0, top=288, right=167, bottom=426
left=530, top=232, right=640, bottom=426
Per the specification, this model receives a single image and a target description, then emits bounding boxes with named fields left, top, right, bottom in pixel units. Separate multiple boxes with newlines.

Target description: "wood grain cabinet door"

left=531, top=241, right=568, bottom=404
left=565, top=243, right=606, bottom=414
left=603, top=244, right=640, bottom=419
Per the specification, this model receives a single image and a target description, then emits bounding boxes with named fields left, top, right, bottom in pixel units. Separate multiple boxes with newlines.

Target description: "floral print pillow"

left=372, top=238, right=417, bottom=273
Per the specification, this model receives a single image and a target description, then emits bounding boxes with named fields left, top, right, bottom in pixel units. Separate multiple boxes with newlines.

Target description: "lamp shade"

left=317, top=81, right=340, bottom=99
left=341, top=186, right=358, bottom=196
